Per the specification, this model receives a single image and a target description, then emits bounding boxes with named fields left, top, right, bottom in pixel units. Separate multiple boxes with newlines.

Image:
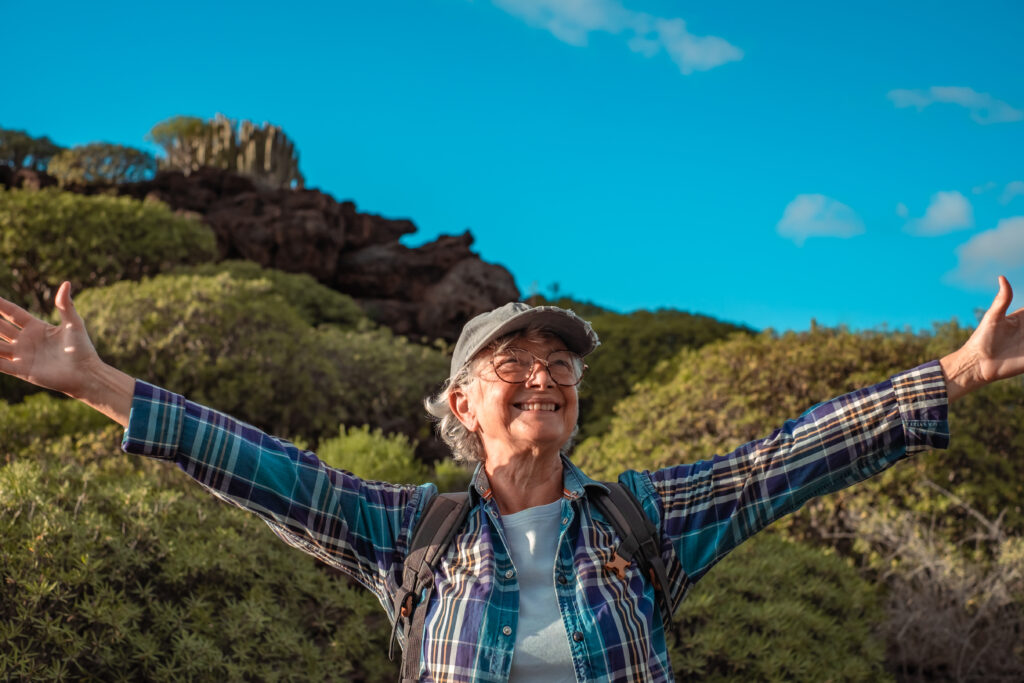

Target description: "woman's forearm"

left=70, top=361, right=135, bottom=427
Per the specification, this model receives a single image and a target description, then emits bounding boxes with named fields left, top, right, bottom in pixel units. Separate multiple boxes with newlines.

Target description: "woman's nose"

left=525, top=360, right=555, bottom=387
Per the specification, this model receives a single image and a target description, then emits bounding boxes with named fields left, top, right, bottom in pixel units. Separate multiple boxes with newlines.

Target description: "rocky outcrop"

left=1, top=166, right=518, bottom=341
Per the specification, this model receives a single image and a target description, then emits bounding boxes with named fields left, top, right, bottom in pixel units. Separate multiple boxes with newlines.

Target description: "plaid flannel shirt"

left=122, top=361, right=949, bottom=682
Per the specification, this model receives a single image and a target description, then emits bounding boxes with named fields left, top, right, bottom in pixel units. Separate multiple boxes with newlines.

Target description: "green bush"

left=319, top=425, right=430, bottom=484
left=46, top=143, right=157, bottom=185
left=671, top=532, right=889, bottom=681
left=318, top=425, right=473, bottom=492
left=0, top=188, right=216, bottom=315
left=180, top=260, right=365, bottom=329
left=75, top=268, right=448, bottom=444
left=578, top=308, right=751, bottom=439
left=0, top=427, right=396, bottom=680
left=576, top=325, right=932, bottom=475
left=0, top=394, right=108, bottom=460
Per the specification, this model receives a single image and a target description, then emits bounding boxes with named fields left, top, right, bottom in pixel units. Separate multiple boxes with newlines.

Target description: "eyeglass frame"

left=488, top=347, right=588, bottom=386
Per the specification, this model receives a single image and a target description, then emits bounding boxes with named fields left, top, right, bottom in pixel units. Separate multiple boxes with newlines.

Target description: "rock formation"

left=1, top=166, right=519, bottom=341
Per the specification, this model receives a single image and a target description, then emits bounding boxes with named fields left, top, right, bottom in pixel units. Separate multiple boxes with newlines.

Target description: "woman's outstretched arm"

left=0, top=281, right=133, bottom=425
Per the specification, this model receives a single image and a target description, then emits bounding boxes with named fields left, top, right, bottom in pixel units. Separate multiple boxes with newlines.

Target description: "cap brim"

left=457, top=306, right=598, bottom=373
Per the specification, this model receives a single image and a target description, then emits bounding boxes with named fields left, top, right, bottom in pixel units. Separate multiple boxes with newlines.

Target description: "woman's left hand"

left=941, top=275, right=1024, bottom=402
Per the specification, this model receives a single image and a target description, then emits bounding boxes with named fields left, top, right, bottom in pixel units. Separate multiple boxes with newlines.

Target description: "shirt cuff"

left=891, top=360, right=950, bottom=454
left=120, top=380, right=186, bottom=460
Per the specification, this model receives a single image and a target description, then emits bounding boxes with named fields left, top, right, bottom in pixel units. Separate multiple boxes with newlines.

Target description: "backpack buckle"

left=647, top=567, right=662, bottom=591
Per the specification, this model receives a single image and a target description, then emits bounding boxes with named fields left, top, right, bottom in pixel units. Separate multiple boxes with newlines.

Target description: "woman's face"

left=452, top=334, right=579, bottom=460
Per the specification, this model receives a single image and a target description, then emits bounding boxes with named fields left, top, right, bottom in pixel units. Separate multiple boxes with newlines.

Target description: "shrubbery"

left=181, top=260, right=365, bottom=329
left=576, top=307, right=750, bottom=439
left=0, top=427, right=396, bottom=680
left=318, top=425, right=473, bottom=492
left=0, top=189, right=216, bottom=315
left=46, top=143, right=157, bottom=185
left=0, top=394, right=108, bottom=460
left=671, top=532, right=889, bottom=681
left=577, top=323, right=1024, bottom=679
left=75, top=266, right=448, bottom=444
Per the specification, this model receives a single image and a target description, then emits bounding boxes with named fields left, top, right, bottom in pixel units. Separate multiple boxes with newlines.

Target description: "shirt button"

left=502, top=626, right=513, bottom=636
left=504, top=569, right=515, bottom=579
left=557, top=574, right=569, bottom=585
left=561, top=518, right=569, bottom=525
left=572, top=631, right=584, bottom=642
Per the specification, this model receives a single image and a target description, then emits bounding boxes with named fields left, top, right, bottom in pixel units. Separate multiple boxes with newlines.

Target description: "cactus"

left=149, top=114, right=304, bottom=189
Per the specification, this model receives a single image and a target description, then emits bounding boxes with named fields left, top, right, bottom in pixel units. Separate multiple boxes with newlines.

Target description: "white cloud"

left=887, top=86, right=1023, bottom=125
left=946, top=217, right=1024, bottom=289
left=1000, top=181, right=1024, bottom=205
left=972, top=181, right=997, bottom=195
left=907, top=191, right=974, bottom=236
left=489, top=0, right=743, bottom=74
left=896, top=202, right=909, bottom=218
left=776, top=194, right=865, bottom=246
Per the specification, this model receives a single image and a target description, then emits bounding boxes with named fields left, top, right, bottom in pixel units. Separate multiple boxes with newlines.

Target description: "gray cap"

left=449, top=302, right=600, bottom=378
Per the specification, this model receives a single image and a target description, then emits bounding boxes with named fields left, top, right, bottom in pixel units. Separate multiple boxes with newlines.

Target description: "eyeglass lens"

left=492, top=349, right=584, bottom=386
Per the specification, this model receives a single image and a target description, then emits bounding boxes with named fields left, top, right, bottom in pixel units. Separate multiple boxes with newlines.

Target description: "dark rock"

left=418, top=258, right=520, bottom=341
left=68, top=166, right=519, bottom=341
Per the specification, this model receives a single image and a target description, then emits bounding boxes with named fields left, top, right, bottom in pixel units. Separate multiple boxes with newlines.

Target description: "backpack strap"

left=389, top=491, right=470, bottom=682
left=590, top=482, right=674, bottom=631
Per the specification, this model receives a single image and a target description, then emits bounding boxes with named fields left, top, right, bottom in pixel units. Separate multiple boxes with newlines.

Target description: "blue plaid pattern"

left=122, top=361, right=949, bottom=682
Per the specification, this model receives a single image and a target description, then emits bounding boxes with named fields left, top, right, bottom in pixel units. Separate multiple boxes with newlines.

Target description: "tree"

left=0, top=128, right=63, bottom=171
left=46, top=143, right=157, bottom=185
left=0, top=189, right=216, bottom=316
left=147, top=116, right=211, bottom=173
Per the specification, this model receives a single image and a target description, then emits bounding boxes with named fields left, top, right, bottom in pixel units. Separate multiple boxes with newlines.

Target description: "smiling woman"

left=2, top=279, right=1024, bottom=682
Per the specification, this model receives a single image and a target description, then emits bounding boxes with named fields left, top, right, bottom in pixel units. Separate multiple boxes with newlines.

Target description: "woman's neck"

left=484, top=449, right=563, bottom=515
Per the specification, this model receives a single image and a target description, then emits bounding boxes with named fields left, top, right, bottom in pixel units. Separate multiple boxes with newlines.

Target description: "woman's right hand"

left=0, top=281, right=133, bottom=426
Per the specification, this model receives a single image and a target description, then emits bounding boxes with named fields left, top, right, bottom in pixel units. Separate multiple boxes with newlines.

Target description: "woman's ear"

left=449, top=386, right=479, bottom=432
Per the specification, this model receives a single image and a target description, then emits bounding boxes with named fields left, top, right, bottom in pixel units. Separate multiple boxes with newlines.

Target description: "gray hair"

left=424, top=326, right=580, bottom=463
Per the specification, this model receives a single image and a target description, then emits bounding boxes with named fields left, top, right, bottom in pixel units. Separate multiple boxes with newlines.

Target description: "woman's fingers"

left=0, top=294, right=33, bottom=329
left=0, top=316, right=19, bottom=342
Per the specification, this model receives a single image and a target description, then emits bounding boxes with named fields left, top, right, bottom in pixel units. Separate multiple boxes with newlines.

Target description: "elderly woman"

left=2, top=279, right=1023, bottom=682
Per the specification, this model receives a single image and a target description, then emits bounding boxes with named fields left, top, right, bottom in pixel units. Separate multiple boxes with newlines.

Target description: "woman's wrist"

left=939, top=348, right=981, bottom=404
left=70, top=360, right=135, bottom=427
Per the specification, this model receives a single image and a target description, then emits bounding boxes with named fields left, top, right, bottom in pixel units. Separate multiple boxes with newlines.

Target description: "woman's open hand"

left=941, top=275, right=1024, bottom=402
left=0, top=281, right=132, bottom=425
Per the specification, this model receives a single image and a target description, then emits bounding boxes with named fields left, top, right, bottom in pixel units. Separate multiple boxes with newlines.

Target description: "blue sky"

left=4, top=0, right=1023, bottom=332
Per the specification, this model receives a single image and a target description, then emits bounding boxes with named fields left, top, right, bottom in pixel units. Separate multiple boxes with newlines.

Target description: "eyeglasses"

left=490, top=348, right=587, bottom=386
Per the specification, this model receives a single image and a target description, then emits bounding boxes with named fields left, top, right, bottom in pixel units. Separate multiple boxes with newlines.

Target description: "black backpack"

left=388, top=483, right=673, bottom=682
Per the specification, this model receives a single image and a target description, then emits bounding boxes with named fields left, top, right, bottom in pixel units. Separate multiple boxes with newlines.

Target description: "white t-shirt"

left=502, top=499, right=576, bottom=682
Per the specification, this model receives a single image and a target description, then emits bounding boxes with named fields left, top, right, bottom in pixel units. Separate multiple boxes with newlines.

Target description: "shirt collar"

left=468, top=454, right=609, bottom=503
